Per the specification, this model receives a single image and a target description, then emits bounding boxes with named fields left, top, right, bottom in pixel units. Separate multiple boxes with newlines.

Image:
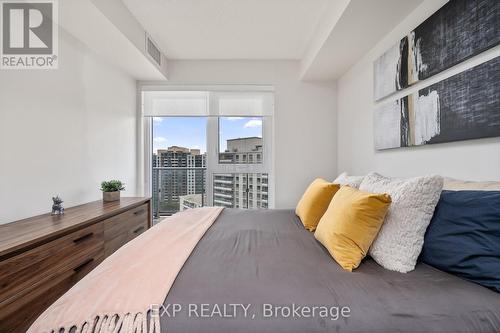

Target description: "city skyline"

left=152, top=136, right=267, bottom=216
left=152, top=117, right=262, bottom=154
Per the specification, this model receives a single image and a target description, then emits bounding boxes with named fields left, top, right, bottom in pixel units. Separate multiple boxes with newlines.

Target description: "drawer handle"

left=134, top=209, right=146, bottom=216
left=73, top=232, right=94, bottom=244
left=133, top=226, right=145, bottom=234
left=73, top=258, right=94, bottom=273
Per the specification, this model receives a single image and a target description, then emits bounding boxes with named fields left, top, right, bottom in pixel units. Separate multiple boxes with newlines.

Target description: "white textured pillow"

left=359, top=172, right=443, bottom=273
left=334, top=172, right=365, bottom=188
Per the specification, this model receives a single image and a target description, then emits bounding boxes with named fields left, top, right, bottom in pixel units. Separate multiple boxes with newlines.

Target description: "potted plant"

left=101, top=180, right=125, bottom=202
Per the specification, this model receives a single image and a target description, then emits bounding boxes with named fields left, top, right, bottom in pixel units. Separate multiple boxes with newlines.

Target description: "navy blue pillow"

left=420, top=190, right=500, bottom=292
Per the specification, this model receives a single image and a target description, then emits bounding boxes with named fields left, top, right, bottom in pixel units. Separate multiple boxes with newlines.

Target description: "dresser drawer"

left=104, top=203, right=148, bottom=237
left=0, top=222, right=104, bottom=304
left=0, top=251, right=103, bottom=333
left=104, top=203, right=149, bottom=257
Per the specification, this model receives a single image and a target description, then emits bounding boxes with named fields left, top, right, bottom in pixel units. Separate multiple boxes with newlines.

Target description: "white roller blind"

left=143, top=90, right=274, bottom=117
left=143, top=91, right=208, bottom=116
left=212, top=92, right=274, bottom=117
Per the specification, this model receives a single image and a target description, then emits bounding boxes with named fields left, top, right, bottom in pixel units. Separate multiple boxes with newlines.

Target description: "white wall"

left=159, top=60, right=337, bottom=209
left=337, top=0, right=500, bottom=181
left=0, top=30, right=138, bottom=224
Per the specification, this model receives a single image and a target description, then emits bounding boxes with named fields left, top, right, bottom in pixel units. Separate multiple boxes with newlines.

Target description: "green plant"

left=100, top=180, right=125, bottom=192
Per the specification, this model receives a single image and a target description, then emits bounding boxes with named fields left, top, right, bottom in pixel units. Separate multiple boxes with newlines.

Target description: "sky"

left=152, top=117, right=262, bottom=154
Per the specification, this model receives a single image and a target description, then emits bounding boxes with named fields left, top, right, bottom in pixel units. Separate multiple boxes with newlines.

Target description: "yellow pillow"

left=314, top=186, right=391, bottom=271
left=295, top=178, right=340, bottom=231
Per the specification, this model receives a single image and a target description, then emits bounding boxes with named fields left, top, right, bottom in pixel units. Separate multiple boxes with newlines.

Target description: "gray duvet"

left=162, top=209, right=500, bottom=333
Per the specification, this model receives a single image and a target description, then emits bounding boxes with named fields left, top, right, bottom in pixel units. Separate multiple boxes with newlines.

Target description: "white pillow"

left=359, top=172, right=443, bottom=273
left=443, top=177, right=500, bottom=191
left=334, top=172, right=365, bottom=188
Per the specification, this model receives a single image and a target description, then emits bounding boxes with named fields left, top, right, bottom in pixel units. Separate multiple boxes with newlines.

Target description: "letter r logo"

left=2, top=2, right=53, bottom=54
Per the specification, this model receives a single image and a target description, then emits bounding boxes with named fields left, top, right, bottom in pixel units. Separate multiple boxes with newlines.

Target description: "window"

left=218, top=117, right=263, bottom=164
left=152, top=117, right=207, bottom=216
left=143, top=88, right=274, bottom=216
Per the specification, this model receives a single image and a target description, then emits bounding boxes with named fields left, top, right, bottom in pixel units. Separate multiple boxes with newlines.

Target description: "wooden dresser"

left=0, top=197, right=151, bottom=333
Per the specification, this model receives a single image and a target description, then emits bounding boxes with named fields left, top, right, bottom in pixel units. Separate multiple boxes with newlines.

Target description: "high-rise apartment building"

left=214, top=137, right=268, bottom=209
left=219, top=137, right=263, bottom=164
left=213, top=173, right=268, bottom=209
left=152, top=146, right=206, bottom=215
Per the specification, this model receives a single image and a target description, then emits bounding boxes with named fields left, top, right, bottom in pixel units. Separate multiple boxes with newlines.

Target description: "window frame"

left=140, top=84, right=275, bottom=210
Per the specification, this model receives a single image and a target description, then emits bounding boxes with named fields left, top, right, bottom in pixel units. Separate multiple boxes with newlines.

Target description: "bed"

left=29, top=208, right=500, bottom=333
left=161, top=209, right=500, bottom=333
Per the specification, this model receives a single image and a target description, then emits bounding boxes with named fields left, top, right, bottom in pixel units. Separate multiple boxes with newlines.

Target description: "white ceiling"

left=120, top=0, right=424, bottom=80
left=122, top=0, right=330, bottom=60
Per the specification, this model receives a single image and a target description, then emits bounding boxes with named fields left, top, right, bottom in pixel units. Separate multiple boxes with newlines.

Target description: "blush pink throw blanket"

left=28, top=207, right=224, bottom=333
